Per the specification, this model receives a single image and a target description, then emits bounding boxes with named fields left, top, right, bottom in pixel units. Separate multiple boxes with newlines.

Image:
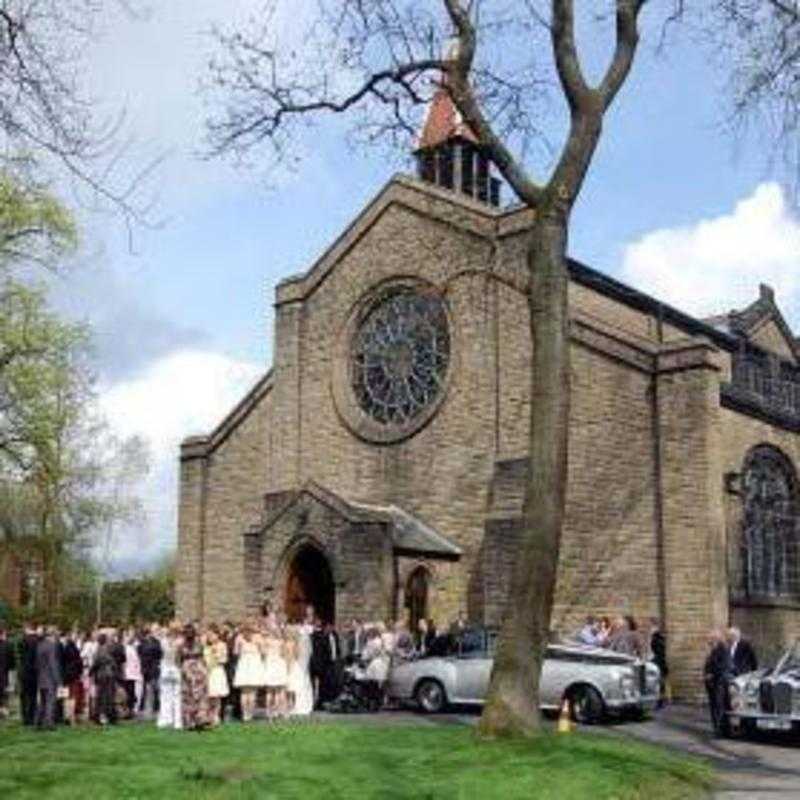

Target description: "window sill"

left=730, top=596, right=800, bottom=611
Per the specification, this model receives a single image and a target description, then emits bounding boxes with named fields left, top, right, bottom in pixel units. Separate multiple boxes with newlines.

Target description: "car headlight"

left=619, top=673, right=636, bottom=699
left=731, top=679, right=758, bottom=710
left=729, top=683, right=744, bottom=711
left=743, top=679, right=759, bottom=697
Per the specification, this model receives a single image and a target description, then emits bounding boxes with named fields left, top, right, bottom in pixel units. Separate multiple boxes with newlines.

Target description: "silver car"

left=728, top=640, right=800, bottom=736
left=387, top=627, right=660, bottom=723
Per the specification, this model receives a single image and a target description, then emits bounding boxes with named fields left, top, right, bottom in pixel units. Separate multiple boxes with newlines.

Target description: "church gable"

left=724, top=283, right=798, bottom=364
left=274, top=174, right=533, bottom=309
left=749, top=317, right=797, bottom=363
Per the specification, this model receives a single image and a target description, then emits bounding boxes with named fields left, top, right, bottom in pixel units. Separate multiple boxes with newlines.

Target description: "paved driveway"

left=610, top=705, right=800, bottom=799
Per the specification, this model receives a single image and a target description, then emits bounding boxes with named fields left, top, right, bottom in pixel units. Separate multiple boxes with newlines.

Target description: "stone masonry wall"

left=176, top=454, right=206, bottom=621
left=202, top=389, right=273, bottom=621
left=657, top=341, right=728, bottom=700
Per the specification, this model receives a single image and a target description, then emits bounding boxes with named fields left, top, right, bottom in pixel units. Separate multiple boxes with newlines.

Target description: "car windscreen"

left=776, top=641, right=800, bottom=674
left=458, top=628, right=487, bottom=658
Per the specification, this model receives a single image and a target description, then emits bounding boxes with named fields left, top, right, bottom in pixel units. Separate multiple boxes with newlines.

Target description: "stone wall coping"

left=656, top=337, right=725, bottom=374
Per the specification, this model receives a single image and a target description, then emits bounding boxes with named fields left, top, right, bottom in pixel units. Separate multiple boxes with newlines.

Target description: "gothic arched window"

left=741, top=445, right=800, bottom=599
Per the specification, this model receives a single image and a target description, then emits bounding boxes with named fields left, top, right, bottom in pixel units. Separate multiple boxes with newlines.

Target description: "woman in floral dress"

left=179, top=624, right=209, bottom=730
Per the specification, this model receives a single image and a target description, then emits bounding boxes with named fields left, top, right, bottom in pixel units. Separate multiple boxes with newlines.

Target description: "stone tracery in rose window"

left=350, top=290, right=450, bottom=426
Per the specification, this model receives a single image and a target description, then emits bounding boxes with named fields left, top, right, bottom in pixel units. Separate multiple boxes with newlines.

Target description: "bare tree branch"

left=551, top=0, right=589, bottom=111
left=598, top=0, right=649, bottom=111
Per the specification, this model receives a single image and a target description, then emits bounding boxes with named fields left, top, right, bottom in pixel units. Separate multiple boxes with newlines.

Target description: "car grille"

left=760, top=681, right=775, bottom=714
left=774, top=681, right=793, bottom=715
left=636, top=664, right=646, bottom=695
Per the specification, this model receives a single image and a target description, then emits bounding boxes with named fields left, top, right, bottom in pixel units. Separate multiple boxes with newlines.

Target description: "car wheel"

left=628, top=706, right=648, bottom=722
left=416, top=679, right=446, bottom=714
left=740, top=718, right=757, bottom=738
left=568, top=685, right=605, bottom=725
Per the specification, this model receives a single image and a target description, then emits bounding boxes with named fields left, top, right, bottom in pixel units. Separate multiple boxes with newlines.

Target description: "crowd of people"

left=575, top=615, right=668, bottom=672
left=0, top=607, right=763, bottom=736
left=0, top=606, right=441, bottom=731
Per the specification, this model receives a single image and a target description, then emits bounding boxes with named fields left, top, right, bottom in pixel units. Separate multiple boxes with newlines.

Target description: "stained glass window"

left=741, top=445, right=800, bottom=598
left=351, top=290, right=450, bottom=426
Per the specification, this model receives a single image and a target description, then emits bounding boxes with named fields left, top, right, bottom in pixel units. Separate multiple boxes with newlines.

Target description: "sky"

left=46, top=2, right=800, bottom=574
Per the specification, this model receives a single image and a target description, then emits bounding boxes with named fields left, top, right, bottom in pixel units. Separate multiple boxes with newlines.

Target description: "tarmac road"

left=608, top=704, right=800, bottom=799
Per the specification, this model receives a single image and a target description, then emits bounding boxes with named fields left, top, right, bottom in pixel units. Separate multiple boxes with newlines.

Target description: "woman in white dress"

left=234, top=625, right=265, bottom=722
left=262, top=624, right=288, bottom=718
left=80, top=632, right=98, bottom=723
left=204, top=626, right=229, bottom=726
left=157, top=623, right=183, bottom=730
left=362, top=624, right=391, bottom=708
left=286, top=627, right=314, bottom=715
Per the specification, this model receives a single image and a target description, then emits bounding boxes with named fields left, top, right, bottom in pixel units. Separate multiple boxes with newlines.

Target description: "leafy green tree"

left=0, top=173, right=77, bottom=268
left=92, top=432, right=151, bottom=623
left=98, top=555, right=175, bottom=627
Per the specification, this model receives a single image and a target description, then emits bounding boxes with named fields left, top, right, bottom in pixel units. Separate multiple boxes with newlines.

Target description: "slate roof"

left=348, top=498, right=463, bottom=557
left=256, top=481, right=462, bottom=558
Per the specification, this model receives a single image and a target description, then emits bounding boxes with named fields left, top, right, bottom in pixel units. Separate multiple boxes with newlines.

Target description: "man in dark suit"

left=222, top=623, right=241, bottom=722
left=704, top=628, right=733, bottom=737
left=311, top=618, right=337, bottom=707
left=137, top=626, right=163, bottom=715
left=0, top=627, right=15, bottom=719
left=19, top=624, right=40, bottom=726
left=323, top=622, right=342, bottom=702
left=342, top=619, right=364, bottom=665
left=726, top=627, right=758, bottom=676
left=35, top=626, right=62, bottom=730
left=649, top=617, right=668, bottom=708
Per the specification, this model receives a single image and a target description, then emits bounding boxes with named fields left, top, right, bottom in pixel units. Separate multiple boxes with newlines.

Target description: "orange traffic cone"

left=557, top=699, right=573, bottom=734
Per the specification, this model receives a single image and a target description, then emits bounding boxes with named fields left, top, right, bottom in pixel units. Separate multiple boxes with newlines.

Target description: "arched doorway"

left=284, top=545, right=335, bottom=623
left=405, top=566, right=430, bottom=634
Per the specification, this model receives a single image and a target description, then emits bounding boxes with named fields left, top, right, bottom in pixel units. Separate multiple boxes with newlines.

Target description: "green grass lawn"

left=0, top=719, right=714, bottom=800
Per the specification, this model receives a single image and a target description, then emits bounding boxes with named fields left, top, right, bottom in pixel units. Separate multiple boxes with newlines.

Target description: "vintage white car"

left=386, top=627, right=660, bottom=723
left=728, top=641, right=800, bottom=735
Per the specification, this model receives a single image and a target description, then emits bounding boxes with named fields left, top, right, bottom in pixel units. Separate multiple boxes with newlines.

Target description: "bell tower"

left=414, top=82, right=501, bottom=207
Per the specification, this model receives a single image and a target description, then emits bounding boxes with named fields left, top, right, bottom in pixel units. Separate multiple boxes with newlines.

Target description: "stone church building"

left=177, top=89, right=800, bottom=697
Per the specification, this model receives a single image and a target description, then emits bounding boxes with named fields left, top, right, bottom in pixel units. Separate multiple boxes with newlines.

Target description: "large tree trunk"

left=478, top=210, right=570, bottom=738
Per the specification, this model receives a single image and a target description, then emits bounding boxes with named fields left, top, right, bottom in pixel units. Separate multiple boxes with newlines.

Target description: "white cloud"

left=97, top=349, right=263, bottom=572
left=619, top=183, right=800, bottom=324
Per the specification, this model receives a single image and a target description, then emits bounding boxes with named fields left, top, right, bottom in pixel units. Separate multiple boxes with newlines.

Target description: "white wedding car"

left=386, top=627, right=660, bottom=723
left=728, top=640, right=800, bottom=736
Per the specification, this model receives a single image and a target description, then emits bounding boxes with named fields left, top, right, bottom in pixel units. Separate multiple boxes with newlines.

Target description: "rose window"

left=351, top=290, right=450, bottom=426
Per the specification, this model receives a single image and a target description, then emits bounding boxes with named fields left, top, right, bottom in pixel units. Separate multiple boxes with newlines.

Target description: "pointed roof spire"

left=415, top=38, right=479, bottom=152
